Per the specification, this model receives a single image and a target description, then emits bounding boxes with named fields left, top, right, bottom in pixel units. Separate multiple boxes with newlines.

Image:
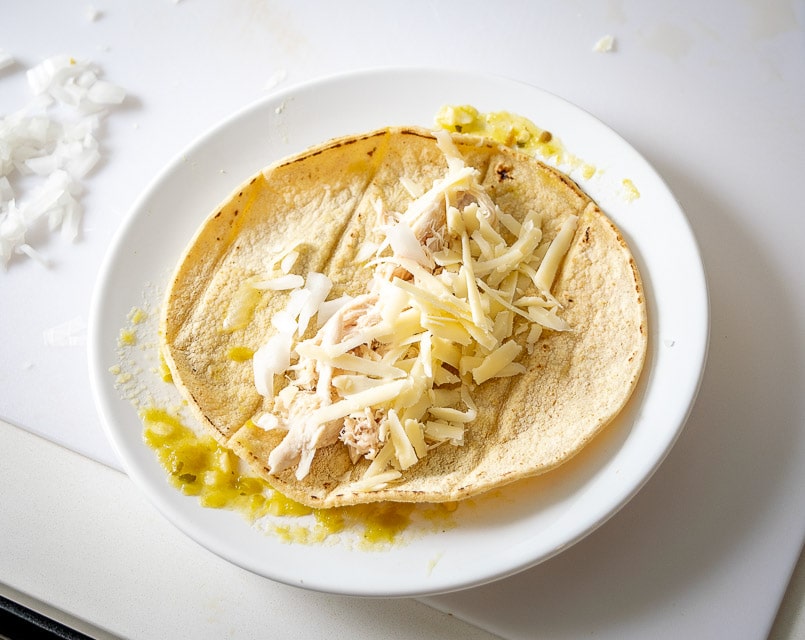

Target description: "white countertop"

left=2, top=1, right=804, bottom=638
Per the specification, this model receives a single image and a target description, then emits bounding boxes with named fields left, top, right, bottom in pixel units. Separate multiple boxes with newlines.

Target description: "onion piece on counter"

left=0, top=49, right=14, bottom=71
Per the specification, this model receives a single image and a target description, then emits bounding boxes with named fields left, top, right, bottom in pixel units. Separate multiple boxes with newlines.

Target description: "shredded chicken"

left=341, top=407, right=384, bottom=462
left=267, top=293, right=389, bottom=477
left=331, top=294, right=382, bottom=342
left=408, top=198, right=447, bottom=254
left=266, top=388, right=342, bottom=478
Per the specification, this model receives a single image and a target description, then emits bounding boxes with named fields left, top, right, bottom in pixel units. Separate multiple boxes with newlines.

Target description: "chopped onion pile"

left=0, top=54, right=125, bottom=268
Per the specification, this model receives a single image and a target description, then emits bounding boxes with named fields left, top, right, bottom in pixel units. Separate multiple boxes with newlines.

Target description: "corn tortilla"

left=160, top=126, right=647, bottom=508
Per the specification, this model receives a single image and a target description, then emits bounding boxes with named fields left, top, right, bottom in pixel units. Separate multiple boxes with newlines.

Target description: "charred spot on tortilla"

left=495, top=163, right=514, bottom=181
left=160, top=126, right=647, bottom=508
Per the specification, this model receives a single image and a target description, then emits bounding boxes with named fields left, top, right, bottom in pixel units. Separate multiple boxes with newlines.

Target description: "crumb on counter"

left=593, top=35, right=616, bottom=53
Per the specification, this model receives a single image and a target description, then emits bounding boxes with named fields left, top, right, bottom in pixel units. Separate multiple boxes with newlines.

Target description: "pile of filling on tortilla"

left=161, top=126, right=647, bottom=508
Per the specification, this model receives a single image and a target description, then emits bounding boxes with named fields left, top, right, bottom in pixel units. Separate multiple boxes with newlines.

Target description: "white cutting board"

left=1, top=1, right=803, bottom=638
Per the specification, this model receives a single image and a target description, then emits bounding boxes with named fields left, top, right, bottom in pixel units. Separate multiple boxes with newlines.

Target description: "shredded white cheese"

left=249, top=132, right=579, bottom=489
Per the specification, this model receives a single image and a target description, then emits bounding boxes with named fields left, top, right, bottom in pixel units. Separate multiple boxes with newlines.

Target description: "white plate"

left=88, top=68, right=708, bottom=597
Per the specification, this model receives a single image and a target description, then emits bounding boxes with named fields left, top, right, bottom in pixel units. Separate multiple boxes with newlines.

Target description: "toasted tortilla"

left=160, top=126, right=647, bottom=508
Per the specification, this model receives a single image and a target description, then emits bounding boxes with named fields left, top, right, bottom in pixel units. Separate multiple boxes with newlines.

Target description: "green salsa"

left=141, top=408, right=456, bottom=546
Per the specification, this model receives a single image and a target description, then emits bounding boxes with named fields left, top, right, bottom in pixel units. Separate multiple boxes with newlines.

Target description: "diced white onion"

left=0, top=177, right=14, bottom=201
left=87, top=80, right=126, bottom=105
left=86, top=6, right=102, bottom=22
left=382, top=220, right=432, bottom=268
left=354, top=241, right=379, bottom=263
left=593, top=35, right=615, bottom=53
left=252, top=331, right=294, bottom=397
left=316, top=294, right=354, bottom=327
left=279, top=250, right=298, bottom=273
left=297, top=271, right=332, bottom=336
left=271, top=288, right=309, bottom=333
left=0, top=54, right=125, bottom=268
left=0, top=49, right=14, bottom=70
